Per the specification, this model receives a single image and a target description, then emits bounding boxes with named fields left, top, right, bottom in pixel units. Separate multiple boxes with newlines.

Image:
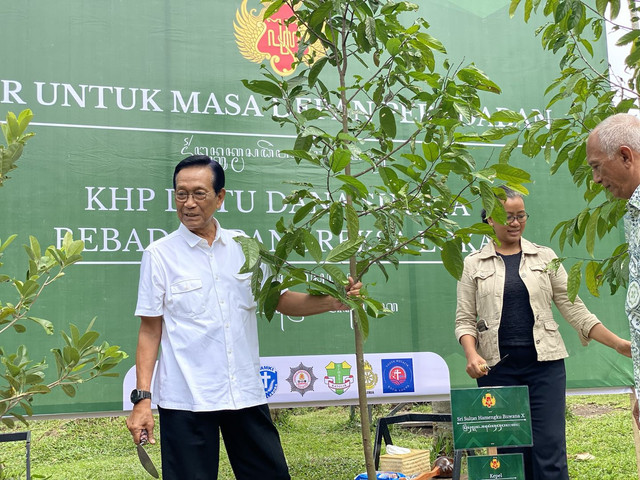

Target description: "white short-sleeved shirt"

left=135, top=220, right=266, bottom=412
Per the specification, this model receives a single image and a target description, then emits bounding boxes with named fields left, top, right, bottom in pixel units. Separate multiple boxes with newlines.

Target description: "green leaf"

left=234, top=236, right=261, bottom=273
left=379, top=106, right=397, bottom=138
left=330, top=148, right=351, bottom=173
left=263, top=281, right=282, bottom=321
left=509, top=0, right=523, bottom=18
left=421, top=142, right=439, bottom=162
left=479, top=181, right=496, bottom=218
left=329, top=202, right=344, bottom=235
left=456, top=65, right=501, bottom=93
left=241, top=79, right=282, bottom=98
left=293, top=201, right=316, bottom=224
left=308, top=57, right=328, bottom=88
left=336, top=174, right=369, bottom=197
left=27, top=317, right=54, bottom=335
left=326, top=236, right=365, bottom=262
left=262, top=0, right=284, bottom=20
left=498, top=138, right=519, bottom=164
left=585, top=261, right=601, bottom=297
left=567, top=261, right=584, bottom=302
left=616, top=29, right=640, bottom=46
left=322, top=264, right=348, bottom=286
left=386, top=37, right=402, bottom=55
left=489, top=109, right=524, bottom=123
left=585, top=208, right=600, bottom=257
left=345, top=204, right=360, bottom=238
left=491, top=163, right=531, bottom=184
left=309, top=0, right=333, bottom=30
left=61, top=384, right=76, bottom=397
left=354, top=306, right=369, bottom=339
left=304, top=230, right=322, bottom=262
left=441, top=239, right=464, bottom=280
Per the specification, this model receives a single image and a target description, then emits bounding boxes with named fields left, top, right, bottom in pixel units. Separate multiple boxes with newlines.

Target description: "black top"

left=497, top=251, right=535, bottom=347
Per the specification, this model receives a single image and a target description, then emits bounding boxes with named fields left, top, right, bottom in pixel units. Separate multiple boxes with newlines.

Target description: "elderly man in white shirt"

left=126, top=155, right=361, bottom=480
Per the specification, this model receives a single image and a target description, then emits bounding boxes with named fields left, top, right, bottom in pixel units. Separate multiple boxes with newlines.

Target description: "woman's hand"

left=616, top=338, right=632, bottom=358
left=465, top=352, right=490, bottom=379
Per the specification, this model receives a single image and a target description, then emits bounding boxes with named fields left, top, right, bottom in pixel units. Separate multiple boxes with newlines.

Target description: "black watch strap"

left=130, top=389, right=152, bottom=404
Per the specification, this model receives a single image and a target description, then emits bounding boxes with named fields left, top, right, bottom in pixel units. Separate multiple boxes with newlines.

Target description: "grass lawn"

left=0, top=394, right=637, bottom=479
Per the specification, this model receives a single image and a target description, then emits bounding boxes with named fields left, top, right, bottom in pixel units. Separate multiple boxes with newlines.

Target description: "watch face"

left=131, top=389, right=150, bottom=404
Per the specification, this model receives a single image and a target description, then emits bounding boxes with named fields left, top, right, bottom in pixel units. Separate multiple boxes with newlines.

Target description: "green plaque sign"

left=467, top=453, right=525, bottom=480
left=451, top=386, right=532, bottom=449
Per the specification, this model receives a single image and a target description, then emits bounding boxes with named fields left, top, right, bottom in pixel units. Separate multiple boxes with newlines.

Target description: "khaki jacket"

left=455, top=238, right=600, bottom=365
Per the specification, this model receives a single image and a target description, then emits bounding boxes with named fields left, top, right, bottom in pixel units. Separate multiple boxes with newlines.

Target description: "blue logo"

left=260, top=365, right=278, bottom=398
left=381, top=358, right=414, bottom=394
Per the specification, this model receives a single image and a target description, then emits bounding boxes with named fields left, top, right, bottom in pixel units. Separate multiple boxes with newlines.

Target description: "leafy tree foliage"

left=241, top=0, right=530, bottom=474
left=0, top=110, right=127, bottom=428
left=508, top=0, right=640, bottom=300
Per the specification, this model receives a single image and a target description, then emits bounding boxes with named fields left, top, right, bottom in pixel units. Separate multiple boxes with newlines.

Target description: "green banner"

left=0, top=1, right=633, bottom=415
left=451, top=387, right=532, bottom=449
left=467, top=454, right=525, bottom=480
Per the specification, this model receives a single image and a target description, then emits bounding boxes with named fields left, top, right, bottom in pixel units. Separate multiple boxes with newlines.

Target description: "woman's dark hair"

left=480, top=185, right=523, bottom=223
left=173, top=155, right=225, bottom=194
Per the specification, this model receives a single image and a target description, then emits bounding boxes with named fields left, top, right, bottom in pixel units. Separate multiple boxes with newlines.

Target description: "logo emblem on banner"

left=490, top=457, right=500, bottom=470
left=234, top=0, right=325, bottom=76
left=482, top=392, right=496, bottom=408
left=381, top=358, right=415, bottom=393
left=260, top=365, right=278, bottom=398
left=324, top=361, right=354, bottom=395
left=286, top=362, right=318, bottom=396
left=364, top=360, right=378, bottom=392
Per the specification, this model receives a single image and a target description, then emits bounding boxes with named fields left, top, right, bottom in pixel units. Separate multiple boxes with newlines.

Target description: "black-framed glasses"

left=506, top=212, right=530, bottom=224
left=175, top=190, right=212, bottom=202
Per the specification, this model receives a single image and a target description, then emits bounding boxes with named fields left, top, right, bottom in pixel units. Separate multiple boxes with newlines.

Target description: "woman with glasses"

left=455, top=185, right=631, bottom=480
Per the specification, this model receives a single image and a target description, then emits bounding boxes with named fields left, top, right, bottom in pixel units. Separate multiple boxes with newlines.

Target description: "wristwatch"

left=130, top=389, right=152, bottom=404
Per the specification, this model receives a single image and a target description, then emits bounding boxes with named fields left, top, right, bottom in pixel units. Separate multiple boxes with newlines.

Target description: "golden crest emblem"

left=234, top=0, right=325, bottom=76
left=481, top=392, right=496, bottom=408
left=490, top=457, right=501, bottom=470
left=364, top=361, right=379, bottom=391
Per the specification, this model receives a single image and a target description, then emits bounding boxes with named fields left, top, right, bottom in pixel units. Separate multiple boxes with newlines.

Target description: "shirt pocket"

left=168, top=278, right=206, bottom=317
left=528, top=263, right=552, bottom=292
left=232, top=272, right=257, bottom=310
left=542, top=320, right=562, bottom=349
left=472, top=269, right=495, bottom=298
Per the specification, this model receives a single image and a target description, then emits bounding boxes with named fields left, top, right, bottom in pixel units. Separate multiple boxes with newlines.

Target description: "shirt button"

left=220, top=300, right=225, bottom=305
left=536, top=340, right=540, bottom=344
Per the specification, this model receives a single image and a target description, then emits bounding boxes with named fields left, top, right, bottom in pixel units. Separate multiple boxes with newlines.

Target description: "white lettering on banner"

left=54, top=227, right=168, bottom=252
left=1, top=80, right=26, bottom=104
left=85, top=187, right=155, bottom=211
left=171, top=90, right=264, bottom=117
left=54, top=223, right=488, bottom=254
left=0, top=78, right=552, bottom=127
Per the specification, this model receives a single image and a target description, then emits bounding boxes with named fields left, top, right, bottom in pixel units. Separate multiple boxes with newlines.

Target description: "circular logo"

left=389, top=366, right=407, bottom=385
left=293, top=369, right=312, bottom=390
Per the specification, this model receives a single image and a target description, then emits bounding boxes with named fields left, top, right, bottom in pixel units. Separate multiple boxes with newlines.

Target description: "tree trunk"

left=354, top=313, right=376, bottom=478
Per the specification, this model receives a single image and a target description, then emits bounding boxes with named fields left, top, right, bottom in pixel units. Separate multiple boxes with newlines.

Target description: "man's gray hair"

left=593, top=113, right=640, bottom=158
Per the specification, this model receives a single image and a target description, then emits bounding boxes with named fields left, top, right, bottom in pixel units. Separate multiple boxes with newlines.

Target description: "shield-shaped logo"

left=234, top=0, right=325, bottom=76
left=324, top=361, right=354, bottom=395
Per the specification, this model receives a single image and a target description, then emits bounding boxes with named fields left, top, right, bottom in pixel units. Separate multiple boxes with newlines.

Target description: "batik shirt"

left=624, top=185, right=640, bottom=393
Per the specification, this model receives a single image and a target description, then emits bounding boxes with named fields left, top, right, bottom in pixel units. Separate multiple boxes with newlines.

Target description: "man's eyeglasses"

left=506, top=213, right=530, bottom=224
left=175, top=191, right=212, bottom=202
